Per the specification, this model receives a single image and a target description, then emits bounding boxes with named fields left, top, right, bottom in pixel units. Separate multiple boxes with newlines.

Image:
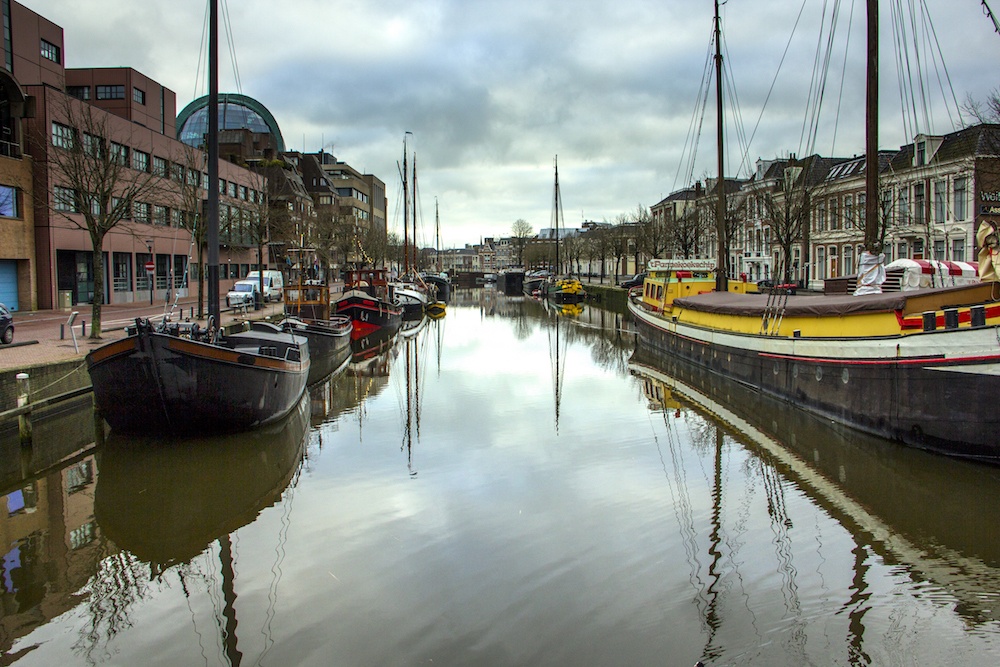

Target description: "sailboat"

left=544, top=157, right=586, bottom=304
left=421, top=197, right=449, bottom=316
left=86, top=0, right=309, bottom=435
left=627, top=0, right=1000, bottom=462
left=276, top=248, right=353, bottom=385
left=389, top=134, right=433, bottom=319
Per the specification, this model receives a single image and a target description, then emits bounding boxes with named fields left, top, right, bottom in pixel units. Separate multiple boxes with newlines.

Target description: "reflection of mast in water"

left=545, top=301, right=583, bottom=435
left=219, top=534, right=243, bottom=667
left=400, top=318, right=427, bottom=477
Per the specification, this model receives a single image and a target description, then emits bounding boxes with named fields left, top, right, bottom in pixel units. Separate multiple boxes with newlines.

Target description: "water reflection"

left=4, top=295, right=1000, bottom=665
left=95, top=394, right=309, bottom=565
left=629, top=341, right=1000, bottom=641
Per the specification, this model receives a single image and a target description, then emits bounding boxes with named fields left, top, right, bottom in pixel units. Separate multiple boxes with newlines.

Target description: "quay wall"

left=584, top=283, right=629, bottom=314
left=0, top=359, right=91, bottom=412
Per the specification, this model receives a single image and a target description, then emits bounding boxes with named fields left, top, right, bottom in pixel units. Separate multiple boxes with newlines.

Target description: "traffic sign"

left=144, top=260, right=155, bottom=273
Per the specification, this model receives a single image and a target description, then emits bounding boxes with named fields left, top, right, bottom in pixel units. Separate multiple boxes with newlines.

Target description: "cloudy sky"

left=25, top=0, right=1000, bottom=248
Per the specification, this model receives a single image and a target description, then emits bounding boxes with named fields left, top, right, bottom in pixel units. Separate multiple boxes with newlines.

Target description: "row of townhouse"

left=653, top=123, right=1000, bottom=289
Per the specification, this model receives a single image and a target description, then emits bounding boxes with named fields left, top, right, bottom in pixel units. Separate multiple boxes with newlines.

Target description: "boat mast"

left=207, top=0, right=220, bottom=327
left=864, top=0, right=879, bottom=252
left=402, top=135, right=409, bottom=275
left=435, top=197, right=441, bottom=272
left=554, top=156, right=561, bottom=275
left=714, top=0, right=728, bottom=292
left=412, top=153, right=419, bottom=272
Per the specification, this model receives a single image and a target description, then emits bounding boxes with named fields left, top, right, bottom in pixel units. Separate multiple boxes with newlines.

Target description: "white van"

left=244, top=270, right=284, bottom=302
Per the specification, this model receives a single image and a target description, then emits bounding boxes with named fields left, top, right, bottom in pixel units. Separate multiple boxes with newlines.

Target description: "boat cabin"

left=638, top=258, right=716, bottom=311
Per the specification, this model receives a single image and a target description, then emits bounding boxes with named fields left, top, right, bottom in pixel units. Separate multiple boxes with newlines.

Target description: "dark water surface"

left=3, top=290, right=1000, bottom=665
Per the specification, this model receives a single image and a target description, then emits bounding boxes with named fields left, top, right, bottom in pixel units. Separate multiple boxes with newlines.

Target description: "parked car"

left=225, top=280, right=261, bottom=308
left=618, top=272, right=647, bottom=289
left=0, top=303, right=13, bottom=345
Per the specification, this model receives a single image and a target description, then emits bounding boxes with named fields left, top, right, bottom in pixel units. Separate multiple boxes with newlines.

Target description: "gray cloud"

left=25, top=0, right=1000, bottom=246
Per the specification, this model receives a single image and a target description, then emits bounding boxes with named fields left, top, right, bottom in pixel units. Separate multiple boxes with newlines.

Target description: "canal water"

left=2, top=289, right=1000, bottom=666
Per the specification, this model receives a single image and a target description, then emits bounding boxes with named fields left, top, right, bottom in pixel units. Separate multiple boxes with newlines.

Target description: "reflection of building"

left=1, top=455, right=102, bottom=656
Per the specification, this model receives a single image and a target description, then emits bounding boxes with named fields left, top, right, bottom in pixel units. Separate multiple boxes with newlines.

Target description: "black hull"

left=334, top=292, right=403, bottom=338
left=275, top=318, right=352, bottom=385
left=629, top=301, right=1000, bottom=462
left=87, top=327, right=309, bottom=434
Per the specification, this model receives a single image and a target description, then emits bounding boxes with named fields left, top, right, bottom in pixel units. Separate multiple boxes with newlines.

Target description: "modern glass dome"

left=176, top=93, right=285, bottom=152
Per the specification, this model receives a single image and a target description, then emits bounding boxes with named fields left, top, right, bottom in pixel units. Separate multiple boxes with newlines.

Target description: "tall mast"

left=207, top=0, right=220, bottom=326
left=554, top=156, right=561, bottom=274
left=864, top=0, right=879, bottom=252
left=402, top=135, right=409, bottom=274
left=714, top=0, right=728, bottom=292
left=435, top=197, right=441, bottom=272
left=412, top=153, right=419, bottom=271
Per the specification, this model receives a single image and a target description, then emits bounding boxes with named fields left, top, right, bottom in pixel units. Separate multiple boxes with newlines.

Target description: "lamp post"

left=145, top=239, right=154, bottom=305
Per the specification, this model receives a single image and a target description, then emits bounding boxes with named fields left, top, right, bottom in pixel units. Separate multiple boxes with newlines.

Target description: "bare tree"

left=511, top=218, right=533, bottom=265
left=632, top=204, right=665, bottom=267
left=170, top=147, right=209, bottom=316
left=43, top=98, right=162, bottom=338
left=608, top=215, right=632, bottom=282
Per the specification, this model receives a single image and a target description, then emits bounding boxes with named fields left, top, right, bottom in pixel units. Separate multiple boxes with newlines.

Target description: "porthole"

left=792, top=365, right=798, bottom=379
left=815, top=367, right=823, bottom=381
left=773, top=362, right=779, bottom=376
left=842, top=368, right=850, bottom=384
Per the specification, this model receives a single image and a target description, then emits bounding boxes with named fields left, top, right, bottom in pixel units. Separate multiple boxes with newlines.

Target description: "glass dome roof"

left=176, top=93, right=285, bottom=152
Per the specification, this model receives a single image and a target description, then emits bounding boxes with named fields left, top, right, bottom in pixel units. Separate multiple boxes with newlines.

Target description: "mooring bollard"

left=16, top=372, right=31, bottom=445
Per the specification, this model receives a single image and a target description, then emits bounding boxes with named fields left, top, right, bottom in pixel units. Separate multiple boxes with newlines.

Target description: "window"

left=829, top=199, right=839, bottom=231
left=67, top=86, right=90, bottom=100
left=153, top=156, right=168, bottom=178
left=239, top=185, right=247, bottom=200
left=40, top=38, right=60, bottom=63
left=897, top=241, right=908, bottom=259
left=54, top=186, right=78, bottom=212
left=82, top=133, right=103, bottom=157
left=913, top=238, right=925, bottom=259
left=858, top=193, right=866, bottom=227
left=0, top=184, right=20, bottom=217
left=843, top=244, right=854, bottom=274
left=898, top=189, right=909, bottom=223
left=816, top=201, right=826, bottom=232
left=933, top=239, right=945, bottom=260
left=881, top=189, right=892, bottom=226
left=844, top=195, right=853, bottom=227
left=172, top=209, right=185, bottom=228
left=219, top=178, right=226, bottom=194
left=954, top=177, right=968, bottom=221
left=133, top=201, right=150, bottom=223
left=933, top=180, right=947, bottom=223
left=187, top=168, right=199, bottom=186
left=913, top=183, right=925, bottom=224
left=133, top=87, right=145, bottom=105
left=51, top=122, right=74, bottom=149
left=952, top=238, right=965, bottom=262
left=916, top=141, right=926, bottom=166
left=153, top=205, right=168, bottom=225
left=96, top=85, right=125, bottom=100
left=133, top=149, right=150, bottom=172
left=228, top=181, right=237, bottom=198
left=110, top=142, right=128, bottom=166
left=171, top=163, right=184, bottom=183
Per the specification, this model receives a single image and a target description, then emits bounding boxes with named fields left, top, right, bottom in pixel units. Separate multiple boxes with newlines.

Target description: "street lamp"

left=145, top=239, right=154, bottom=305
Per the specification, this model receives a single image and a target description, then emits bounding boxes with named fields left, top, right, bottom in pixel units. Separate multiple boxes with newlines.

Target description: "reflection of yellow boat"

left=425, top=301, right=446, bottom=318
left=94, top=395, right=309, bottom=565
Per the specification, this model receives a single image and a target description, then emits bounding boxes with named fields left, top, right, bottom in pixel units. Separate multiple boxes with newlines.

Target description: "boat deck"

left=673, top=282, right=998, bottom=318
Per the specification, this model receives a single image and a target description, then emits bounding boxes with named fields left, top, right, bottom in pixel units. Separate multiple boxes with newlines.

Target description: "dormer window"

left=916, top=141, right=926, bottom=166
